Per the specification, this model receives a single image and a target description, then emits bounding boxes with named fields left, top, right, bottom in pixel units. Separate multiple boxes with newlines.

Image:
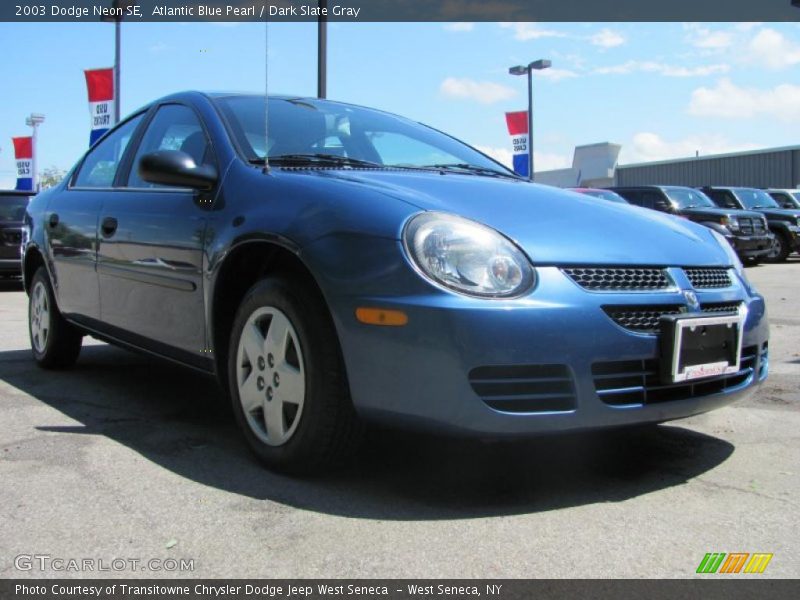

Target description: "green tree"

left=39, top=166, right=67, bottom=189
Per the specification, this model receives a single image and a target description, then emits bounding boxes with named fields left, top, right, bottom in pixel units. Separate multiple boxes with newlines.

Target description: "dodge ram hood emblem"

left=683, top=290, right=700, bottom=309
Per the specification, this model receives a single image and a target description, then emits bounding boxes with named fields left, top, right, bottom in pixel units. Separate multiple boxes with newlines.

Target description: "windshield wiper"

left=259, top=153, right=383, bottom=168
left=421, top=163, right=520, bottom=179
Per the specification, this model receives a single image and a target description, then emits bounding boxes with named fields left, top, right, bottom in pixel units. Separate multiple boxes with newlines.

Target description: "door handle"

left=101, top=217, right=118, bottom=238
left=48, top=213, right=59, bottom=228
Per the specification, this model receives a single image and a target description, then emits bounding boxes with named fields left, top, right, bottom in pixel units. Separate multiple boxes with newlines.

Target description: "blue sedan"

left=23, top=93, right=769, bottom=472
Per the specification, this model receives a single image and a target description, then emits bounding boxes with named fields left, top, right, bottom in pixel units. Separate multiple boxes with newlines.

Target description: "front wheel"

left=227, top=276, right=362, bottom=473
left=29, top=267, right=82, bottom=368
left=764, top=232, right=790, bottom=263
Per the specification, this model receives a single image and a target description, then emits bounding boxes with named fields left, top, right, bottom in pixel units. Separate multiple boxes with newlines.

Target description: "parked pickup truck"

left=701, top=186, right=800, bottom=263
left=0, top=190, right=32, bottom=277
left=766, top=189, right=800, bottom=210
left=610, top=185, right=773, bottom=264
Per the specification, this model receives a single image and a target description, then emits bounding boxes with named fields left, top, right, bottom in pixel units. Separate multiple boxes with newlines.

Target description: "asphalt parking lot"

left=0, top=261, right=798, bottom=579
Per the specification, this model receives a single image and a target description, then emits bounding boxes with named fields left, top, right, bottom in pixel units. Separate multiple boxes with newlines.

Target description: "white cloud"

left=594, top=60, right=729, bottom=77
left=533, top=67, right=578, bottom=81
left=683, top=24, right=733, bottom=49
left=148, top=42, right=169, bottom=54
left=745, top=28, right=800, bottom=70
left=475, top=145, right=571, bottom=172
left=499, top=22, right=566, bottom=41
left=443, top=22, right=474, bottom=32
left=689, top=79, right=800, bottom=122
left=439, top=77, right=516, bottom=104
left=476, top=146, right=514, bottom=168
left=623, top=132, right=760, bottom=163
left=659, top=64, right=731, bottom=77
left=590, top=28, right=626, bottom=48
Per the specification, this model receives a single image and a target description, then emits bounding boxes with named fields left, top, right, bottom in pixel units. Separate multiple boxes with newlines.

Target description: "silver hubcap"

left=30, top=281, right=51, bottom=353
left=236, top=307, right=305, bottom=447
left=767, top=236, right=783, bottom=259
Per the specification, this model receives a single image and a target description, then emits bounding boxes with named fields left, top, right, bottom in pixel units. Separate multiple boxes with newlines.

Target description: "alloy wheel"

left=235, top=307, right=306, bottom=446
left=30, top=281, right=51, bottom=353
left=766, top=235, right=784, bottom=260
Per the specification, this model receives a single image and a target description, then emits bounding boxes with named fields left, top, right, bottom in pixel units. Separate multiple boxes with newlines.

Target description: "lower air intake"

left=469, top=364, right=576, bottom=413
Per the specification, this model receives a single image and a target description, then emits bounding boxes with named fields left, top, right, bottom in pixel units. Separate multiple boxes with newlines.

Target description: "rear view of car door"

left=51, top=113, right=145, bottom=320
left=96, top=103, right=213, bottom=364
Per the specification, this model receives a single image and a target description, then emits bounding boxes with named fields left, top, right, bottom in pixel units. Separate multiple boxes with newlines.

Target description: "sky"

left=1, top=20, right=799, bottom=188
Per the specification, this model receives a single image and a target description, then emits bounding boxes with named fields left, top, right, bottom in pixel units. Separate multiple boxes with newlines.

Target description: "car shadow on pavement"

left=0, top=344, right=735, bottom=520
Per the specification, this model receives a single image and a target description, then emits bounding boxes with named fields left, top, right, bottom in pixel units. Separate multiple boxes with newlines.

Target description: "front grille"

left=603, top=305, right=683, bottom=333
left=1, top=229, right=21, bottom=245
left=469, top=364, right=576, bottom=413
left=562, top=267, right=671, bottom=291
left=701, top=302, right=742, bottom=314
left=684, top=267, right=732, bottom=289
left=592, top=345, right=758, bottom=406
left=754, top=218, right=767, bottom=234
left=739, top=217, right=755, bottom=235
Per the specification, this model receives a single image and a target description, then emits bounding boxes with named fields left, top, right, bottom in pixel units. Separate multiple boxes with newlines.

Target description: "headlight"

left=721, top=216, right=739, bottom=231
left=403, top=212, right=534, bottom=298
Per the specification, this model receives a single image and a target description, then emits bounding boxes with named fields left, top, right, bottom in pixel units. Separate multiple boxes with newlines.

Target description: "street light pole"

left=317, top=0, right=327, bottom=98
left=526, top=68, right=533, bottom=181
left=25, top=113, right=45, bottom=192
left=103, top=1, right=131, bottom=123
left=114, top=18, right=121, bottom=122
left=509, top=59, right=551, bottom=182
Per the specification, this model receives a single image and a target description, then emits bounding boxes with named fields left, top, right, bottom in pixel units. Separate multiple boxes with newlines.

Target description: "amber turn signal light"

left=355, top=307, right=409, bottom=326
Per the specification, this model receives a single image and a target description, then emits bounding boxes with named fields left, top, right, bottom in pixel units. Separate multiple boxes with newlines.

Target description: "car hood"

left=752, top=208, right=800, bottom=221
left=303, top=169, right=731, bottom=266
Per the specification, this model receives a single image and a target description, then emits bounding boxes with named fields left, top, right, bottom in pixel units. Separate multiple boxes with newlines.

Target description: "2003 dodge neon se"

left=22, top=93, right=769, bottom=472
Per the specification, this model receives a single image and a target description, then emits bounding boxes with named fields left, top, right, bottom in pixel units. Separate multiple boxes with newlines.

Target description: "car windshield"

left=0, top=194, right=28, bottom=221
left=735, top=189, right=780, bottom=209
left=792, top=192, right=800, bottom=204
left=582, top=190, right=628, bottom=203
left=663, top=188, right=715, bottom=209
left=214, top=96, right=515, bottom=177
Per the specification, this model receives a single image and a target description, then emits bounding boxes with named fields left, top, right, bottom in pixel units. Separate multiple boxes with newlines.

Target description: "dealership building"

left=536, top=143, right=800, bottom=190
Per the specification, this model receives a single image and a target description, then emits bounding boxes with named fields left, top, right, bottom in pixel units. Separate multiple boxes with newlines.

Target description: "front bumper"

left=729, top=233, right=774, bottom=258
left=306, top=239, right=769, bottom=437
left=789, top=226, right=800, bottom=252
left=0, top=258, right=22, bottom=275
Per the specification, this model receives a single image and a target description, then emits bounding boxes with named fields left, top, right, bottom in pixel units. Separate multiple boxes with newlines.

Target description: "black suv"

left=610, top=186, right=772, bottom=263
left=701, top=186, right=800, bottom=262
left=0, top=190, right=31, bottom=277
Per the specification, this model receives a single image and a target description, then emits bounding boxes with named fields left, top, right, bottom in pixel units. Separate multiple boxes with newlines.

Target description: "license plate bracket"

left=660, top=313, right=744, bottom=383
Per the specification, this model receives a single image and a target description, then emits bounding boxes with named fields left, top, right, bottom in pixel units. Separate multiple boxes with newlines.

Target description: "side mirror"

left=138, top=150, right=217, bottom=191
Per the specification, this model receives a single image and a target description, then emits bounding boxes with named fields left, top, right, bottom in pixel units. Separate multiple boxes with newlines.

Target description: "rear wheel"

left=764, top=231, right=790, bottom=263
left=29, top=267, right=82, bottom=368
left=227, top=276, right=362, bottom=473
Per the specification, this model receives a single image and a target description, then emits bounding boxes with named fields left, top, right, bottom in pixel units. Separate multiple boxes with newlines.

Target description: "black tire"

left=227, top=275, right=363, bottom=474
left=764, top=231, right=790, bottom=263
left=743, top=256, right=761, bottom=267
left=28, top=267, right=82, bottom=369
